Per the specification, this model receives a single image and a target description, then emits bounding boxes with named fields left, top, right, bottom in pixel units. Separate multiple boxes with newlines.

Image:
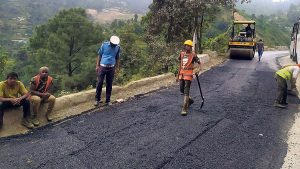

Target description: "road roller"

left=228, top=20, right=256, bottom=60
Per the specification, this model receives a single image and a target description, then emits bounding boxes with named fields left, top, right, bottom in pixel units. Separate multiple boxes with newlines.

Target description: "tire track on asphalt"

left=155, top=118, right=224, bottom=169
left=33, top=118, right=148, bottom=169
left=55, top=97, right=174, bottom=160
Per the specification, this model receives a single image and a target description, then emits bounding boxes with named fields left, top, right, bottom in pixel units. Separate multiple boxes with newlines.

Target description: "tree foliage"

left=0, top=45, right=8, bottom=78
left=12, top=8, right=104, bottom=92
left=29, top=8, right=103, bottom=77
left=0, top=0, right=152, bottom=53
left=109, top=19, right=154, bottom=83
left=144, top=0, right=234, bottom=72
left=11, top=8, right=155, bottom=94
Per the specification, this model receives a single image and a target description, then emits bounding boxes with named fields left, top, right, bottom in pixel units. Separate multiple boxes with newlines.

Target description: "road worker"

left=256, top=39, right=264, bottom=61
left=245, top=23, right=253, bottom=37
left=274, top=64, right=300, bottom=108
left=30, top=66, right=56, bottom=124
left=95, top=36, right=121, bottom=107
left=177, top=40, right=201, bottom=116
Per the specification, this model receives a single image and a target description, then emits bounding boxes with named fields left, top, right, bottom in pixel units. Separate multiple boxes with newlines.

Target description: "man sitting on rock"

left=0, top=72, right=33, bottom=129
left=30, top=66, right=56, bottom=125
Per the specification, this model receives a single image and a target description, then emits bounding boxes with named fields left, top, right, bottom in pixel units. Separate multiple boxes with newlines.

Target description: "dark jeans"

left=275, top=75, right=287, bottom=104
left=179, top=79, right=192, bottom=96
left=258, top=50, right=263, bottom=60
left=95, top=66, right=115, bottom=103
left=0, top=99, right=31, bottom=128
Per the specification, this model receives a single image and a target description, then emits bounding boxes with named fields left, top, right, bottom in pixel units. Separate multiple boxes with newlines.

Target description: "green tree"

left=25, top=8, right=104, bottom=92
left=29, top=8, right=103, bottom=77
left=144, top=0, right=235, bottom=72
left=146, top=0, right=251, bottom=52
left=108, top=18, right=153, bottom=83
left=0, top=45, right=8, bottom=78
left=134, top=14, right=139, bottom=22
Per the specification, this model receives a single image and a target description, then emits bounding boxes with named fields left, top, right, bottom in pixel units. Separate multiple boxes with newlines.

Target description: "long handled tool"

left=195, top=74, right=204, bottom=109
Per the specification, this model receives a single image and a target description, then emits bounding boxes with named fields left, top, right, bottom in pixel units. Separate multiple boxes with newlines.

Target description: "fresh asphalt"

left=0, top=51, right=298, bottom=169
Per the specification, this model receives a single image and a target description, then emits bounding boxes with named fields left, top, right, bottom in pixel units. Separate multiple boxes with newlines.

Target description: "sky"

left=272, top=0, right=288, bottom=2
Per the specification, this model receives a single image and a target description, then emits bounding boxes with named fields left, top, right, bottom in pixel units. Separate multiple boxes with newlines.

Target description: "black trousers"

left=95, top=66, right=115, bottom=103
left=179, top=79, right=192, bottom=96
left=0, top=99, right=31, bottom=127
left=275, top=75, right=287, bottom=104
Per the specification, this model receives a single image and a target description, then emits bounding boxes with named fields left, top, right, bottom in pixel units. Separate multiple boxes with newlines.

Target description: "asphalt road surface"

left=1, top=51, right=298, bottom=169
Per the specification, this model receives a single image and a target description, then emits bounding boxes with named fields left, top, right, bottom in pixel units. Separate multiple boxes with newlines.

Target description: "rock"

left=116, top=99, right=125, bottom=103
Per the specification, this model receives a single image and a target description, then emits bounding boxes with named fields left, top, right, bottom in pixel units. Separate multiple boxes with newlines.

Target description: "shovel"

left=195, top=74, right=204, bottom=109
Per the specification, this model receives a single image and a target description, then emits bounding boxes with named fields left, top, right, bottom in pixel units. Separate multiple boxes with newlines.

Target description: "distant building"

left=11, top=39, right=27, bottom=44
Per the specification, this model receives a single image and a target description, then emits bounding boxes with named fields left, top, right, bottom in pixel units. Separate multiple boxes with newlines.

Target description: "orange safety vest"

left=179, top=51, right=195, bottom=81
left=34, top=75, right=53, bottom=93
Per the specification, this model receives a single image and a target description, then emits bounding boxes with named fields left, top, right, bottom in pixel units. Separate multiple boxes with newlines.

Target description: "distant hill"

left=0, top=0, right=152, bottom=25
left=0, top=0, right=152, bottom=52
left=237, top=0, right=300, bottom=15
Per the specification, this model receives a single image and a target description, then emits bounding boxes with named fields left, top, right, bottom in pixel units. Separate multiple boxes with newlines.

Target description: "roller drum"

left=229, top=48, right=254, bottom=60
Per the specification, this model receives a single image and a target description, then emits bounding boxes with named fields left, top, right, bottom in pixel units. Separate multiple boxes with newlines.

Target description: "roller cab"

left=228, top=20, right=256, bottom=60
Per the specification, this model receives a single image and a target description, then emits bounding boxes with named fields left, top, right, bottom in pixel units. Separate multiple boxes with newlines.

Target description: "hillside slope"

left=237, top=0, right=300, bottom=15
left=0, top=0, right=151, bottom=51
left=204, top=9, right=289, bottom=53
left=235, top=12, right=290, bottom=46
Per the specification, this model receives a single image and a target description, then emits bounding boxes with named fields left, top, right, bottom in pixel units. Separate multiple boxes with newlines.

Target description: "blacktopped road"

left=0, top=51, right=298, bottom=169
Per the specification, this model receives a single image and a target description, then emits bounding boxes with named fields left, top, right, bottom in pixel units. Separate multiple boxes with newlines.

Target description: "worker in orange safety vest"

left=29, top=66, right=56, bottom=125
left=177, top=40, right=201, bottom=116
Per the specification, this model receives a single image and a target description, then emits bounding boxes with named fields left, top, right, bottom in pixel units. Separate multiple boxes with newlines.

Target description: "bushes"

left=204, top=33, right=229, bottom=54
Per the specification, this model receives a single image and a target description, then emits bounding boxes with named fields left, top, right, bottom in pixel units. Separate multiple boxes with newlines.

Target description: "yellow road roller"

left=228, top=20, right=256, bottom=60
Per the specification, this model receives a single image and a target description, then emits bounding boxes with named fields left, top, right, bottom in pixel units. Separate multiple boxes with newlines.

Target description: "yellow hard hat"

left=184, top=40, right=193, bottom=47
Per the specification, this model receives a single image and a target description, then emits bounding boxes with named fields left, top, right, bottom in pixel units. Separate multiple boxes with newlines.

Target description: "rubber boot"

left=181, top=96, right=189, bottom=116
left=274, top=102, right=287, bottom=108
left=273, top=101, right=287, bottom=109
